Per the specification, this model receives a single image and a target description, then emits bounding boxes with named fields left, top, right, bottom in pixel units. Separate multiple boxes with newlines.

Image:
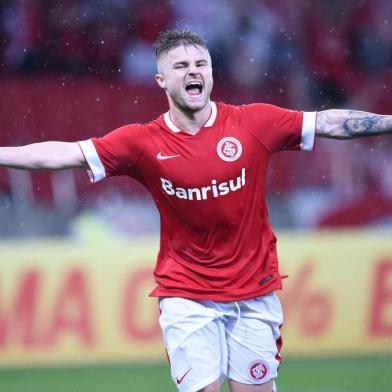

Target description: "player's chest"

left=139, top=126, right=267, bottom=188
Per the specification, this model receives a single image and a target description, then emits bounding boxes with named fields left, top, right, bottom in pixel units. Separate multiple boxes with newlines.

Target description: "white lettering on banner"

left=161, top=168, right=246, bottom=201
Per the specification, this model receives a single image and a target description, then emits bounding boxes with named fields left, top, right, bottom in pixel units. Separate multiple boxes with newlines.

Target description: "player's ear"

left=155, top=73, right=166, bottom=89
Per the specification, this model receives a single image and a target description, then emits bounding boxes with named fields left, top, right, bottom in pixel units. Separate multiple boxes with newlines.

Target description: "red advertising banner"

left=0, top=232, right=391, bottom=367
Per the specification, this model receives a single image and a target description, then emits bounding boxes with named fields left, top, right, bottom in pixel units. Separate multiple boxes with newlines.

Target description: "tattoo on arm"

left=316, top=109, right=392, bottom=139
left=343, top=114, right=384, bottom=136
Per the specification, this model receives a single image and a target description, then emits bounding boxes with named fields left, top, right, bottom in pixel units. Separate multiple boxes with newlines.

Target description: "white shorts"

left=159, top=293, right=283, bottom=392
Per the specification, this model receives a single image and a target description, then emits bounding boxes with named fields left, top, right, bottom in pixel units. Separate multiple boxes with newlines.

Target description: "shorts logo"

left=176, top=368, right=191, bottom=385
left=217, top=137, right=242, bottom=162
left=248, top=360, right=269, bottom=381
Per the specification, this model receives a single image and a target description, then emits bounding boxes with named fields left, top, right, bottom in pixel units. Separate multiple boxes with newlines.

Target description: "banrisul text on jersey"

left=161, top=168, right=246, bottom=201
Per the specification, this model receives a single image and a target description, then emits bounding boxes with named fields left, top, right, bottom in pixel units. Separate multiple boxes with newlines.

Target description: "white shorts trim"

left=78, top=139, right=106, bottom=183
left=301, top=112, right=316, bottom=151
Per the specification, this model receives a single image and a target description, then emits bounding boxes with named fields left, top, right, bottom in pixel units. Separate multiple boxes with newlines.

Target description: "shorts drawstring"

left=234, top=301, right=241, bottom=330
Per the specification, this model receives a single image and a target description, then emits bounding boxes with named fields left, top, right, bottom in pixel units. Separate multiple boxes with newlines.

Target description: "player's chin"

left=183, top=93, right=208, bottom=111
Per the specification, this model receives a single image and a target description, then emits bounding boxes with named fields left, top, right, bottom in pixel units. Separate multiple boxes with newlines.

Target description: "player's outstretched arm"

left=0, top=141, right=88, bottom=171
left=316, top=110, right=392, bottom=139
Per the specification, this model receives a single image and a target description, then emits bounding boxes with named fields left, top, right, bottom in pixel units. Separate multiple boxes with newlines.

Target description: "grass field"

left=0, top=356, right=391, bottom=392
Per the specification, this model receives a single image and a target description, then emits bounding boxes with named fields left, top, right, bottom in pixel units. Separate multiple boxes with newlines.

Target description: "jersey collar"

left=163, top=101, right=217, bottom=133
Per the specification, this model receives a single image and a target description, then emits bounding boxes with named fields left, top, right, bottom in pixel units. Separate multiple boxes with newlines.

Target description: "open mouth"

left=185, top=81, right=203, bottom=96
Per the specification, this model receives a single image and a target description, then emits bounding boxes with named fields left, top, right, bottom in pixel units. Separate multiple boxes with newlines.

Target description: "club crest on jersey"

left=248, top=360, right=269, bottom=381
left=217, top=137, right=242, bottom=162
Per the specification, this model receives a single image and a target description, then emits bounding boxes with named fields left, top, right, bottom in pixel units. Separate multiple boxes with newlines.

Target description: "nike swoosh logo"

left=157, top=152, right=181, bottom=160
left=176, top=368, right=191, bottom=385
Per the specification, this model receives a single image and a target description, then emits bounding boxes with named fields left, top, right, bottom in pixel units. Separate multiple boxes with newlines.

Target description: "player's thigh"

left=226, top=294, right=283, bottom=386
left=159, top=298, right=224, bottom=392
left=198, top=380, right=221, bottom=392
left=166, top=320, right=223, bottom=391
left=228, top=379, right=274, bottom=392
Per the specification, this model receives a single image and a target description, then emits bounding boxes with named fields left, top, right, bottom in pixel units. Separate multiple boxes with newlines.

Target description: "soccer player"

left=0, top=30, right=391, bottom=392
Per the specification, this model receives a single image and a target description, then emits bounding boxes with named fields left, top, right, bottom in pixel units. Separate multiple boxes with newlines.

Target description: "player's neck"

left=169, top=102, right=212, bottom=135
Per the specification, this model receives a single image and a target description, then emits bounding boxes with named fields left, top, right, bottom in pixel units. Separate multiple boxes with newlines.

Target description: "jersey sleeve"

left=78, top=124, right=146, bottom=183
left=241, top=103, right=316, bottom=153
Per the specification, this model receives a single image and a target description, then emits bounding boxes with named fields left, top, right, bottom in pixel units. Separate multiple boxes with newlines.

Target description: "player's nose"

left=187, top=64, right=200, bottom=76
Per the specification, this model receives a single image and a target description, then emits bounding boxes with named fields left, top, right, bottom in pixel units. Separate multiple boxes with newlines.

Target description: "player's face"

left=155, top=45, right=213, bottom=112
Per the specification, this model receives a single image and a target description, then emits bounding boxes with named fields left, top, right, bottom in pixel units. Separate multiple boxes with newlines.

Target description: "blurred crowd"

left=1, top=0, right=392, bottom=234
left=1, top=0, right=392, bottom=110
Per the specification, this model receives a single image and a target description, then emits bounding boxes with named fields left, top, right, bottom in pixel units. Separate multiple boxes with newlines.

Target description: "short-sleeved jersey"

left=79, top=101, right=316, bottom=301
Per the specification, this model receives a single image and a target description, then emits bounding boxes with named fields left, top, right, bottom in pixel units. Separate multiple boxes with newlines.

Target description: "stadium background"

left=0, top=0, right=391, bottom=391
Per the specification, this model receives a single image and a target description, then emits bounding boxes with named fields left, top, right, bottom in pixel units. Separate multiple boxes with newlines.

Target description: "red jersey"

left=79, top=102, right=316, bottom=301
